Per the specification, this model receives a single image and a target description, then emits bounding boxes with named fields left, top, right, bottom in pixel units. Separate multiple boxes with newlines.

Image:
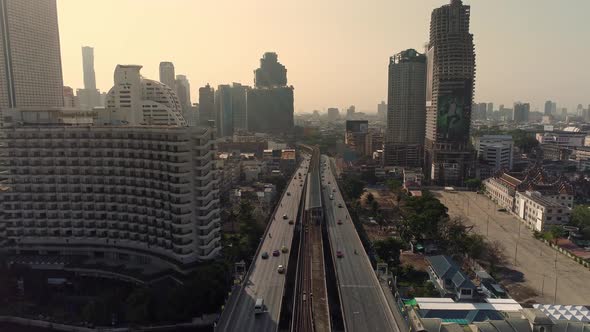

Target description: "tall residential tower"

left=424, top=0, right=476, bottom=185
left=384, top=49, right=427, bottom=167
left=0, top=0, right=64, bottom=109
left=159, top=61, right=176, bottom=91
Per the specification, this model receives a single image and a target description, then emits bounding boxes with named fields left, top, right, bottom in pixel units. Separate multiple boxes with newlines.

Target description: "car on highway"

left=332, top=189, right=336, bottom=193
left=337, top=220, right=343, bottom=225
left=288, top=219, right=294, bottom=225
left=254, top=298, right=265, bottom=315
left=272, top=250, right=280, bottom=257
left=277, top=265, right=285, bottom=274
left=329, top=194, right=334, bottom=200
left=261, top=252, right=269, bottom=259
left=281, top=245, right=289, bottom=253
left=338, top=203, right=343, bottom=208
left=497, top=208, right=507, bottom=212
left=287, top=192, right=291, bottom=196
left=336, top=250, right=344, bottom=258
left=282, top=214, right=288, bottom=220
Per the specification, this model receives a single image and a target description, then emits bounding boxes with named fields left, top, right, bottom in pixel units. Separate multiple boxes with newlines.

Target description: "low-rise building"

left=514, top=191, right=570, bottom=231
left=426, top=255, right=476, bottom=301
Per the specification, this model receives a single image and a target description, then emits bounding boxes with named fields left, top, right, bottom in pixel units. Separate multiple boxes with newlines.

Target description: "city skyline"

left=57, top=0, right=590, bottom=113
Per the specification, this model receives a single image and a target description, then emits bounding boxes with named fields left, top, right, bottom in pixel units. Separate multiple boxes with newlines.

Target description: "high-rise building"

left=254, top=52, right=287, bottom=88
left=424, top=0, right=476, bottom=185
left=384, top=49, right=427, bottom=167
left=0, top=108, right=221, bottom=269
left=327, top=108, right=340, bottom=121
left=105, top=65, right=186, bottom=126
left=175, top=74, right=192, bottom=124
left=544, top=100, right=553, bottom=116
left=513, top=102, right=530, bottom=123
left=62, top=86, right=78, bottom=108
left=345, top=120, right=370, bottom=157
left=346, top=105, right=356, bottom=118
left=0, top=0, right=64, bottom=109
left=214, top=83, right=249, bottom=137
left=199, top=84, right=215, bottom=126
left=82, top=46, right=96, bottom=90
left=551, top=102, right=557, bottom=115
left=78, top=46, right=101, bottom=109
left=377, top=101, right=387, bottom=120
left=159, top=61, right=176, bottom=91
left=487, top=103, right=494, bottom=115
left=247, top=52, right=294, bottom=133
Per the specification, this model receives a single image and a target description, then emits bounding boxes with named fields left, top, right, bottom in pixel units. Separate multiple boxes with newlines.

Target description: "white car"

left=277, top=265, right=285, bottom=274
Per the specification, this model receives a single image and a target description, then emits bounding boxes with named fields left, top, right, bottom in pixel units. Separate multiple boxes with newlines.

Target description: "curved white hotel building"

left=0, top=65, right=221, bottom=271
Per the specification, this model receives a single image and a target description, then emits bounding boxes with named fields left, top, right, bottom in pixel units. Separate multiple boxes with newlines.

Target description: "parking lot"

left=435, top=191, right=590, bottom=305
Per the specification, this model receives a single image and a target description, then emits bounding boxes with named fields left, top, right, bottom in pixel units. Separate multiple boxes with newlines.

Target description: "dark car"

left=336, top=250, right=344, bottom=258
left=337, top=220, right=343, bottom=225
left=261, top=252, right=269, bottom=259
left=272, top=250, right=280, bottom=257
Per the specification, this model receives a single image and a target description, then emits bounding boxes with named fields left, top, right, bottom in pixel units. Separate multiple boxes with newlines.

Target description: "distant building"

left=327, top=107, right=339, bottom=121
left=544, top=100, right=553, bottom=116
left=345, top=120, right=370, bottom=157
left=105, top=65, right=186, bottom=126
left=215, top=83, right=249, bottom=137
left=159, top=61, right=176, bottom=91
left=0, top=0, right=64, bottom=109
left=424, top=0, right=476, bottom=186
left=199, top=84, right=215, bottom=126
left=247, top=52, right=294, bottom=134
left=77, top=46, right=101, bottom=109
left=377, top=101, right=387, bottom=119
left=346, top=105, right=356, bottom=118
left=426, top=255, right=476, bottom=301
left=384, top=49, right=427, bottom=168
left=513, top=102, right=530, bottom=123
left=63, top=86, right=78, bottom=108
left=474, top=135, right=514, bottom=178
left=537, top=129, right=586, bottom=161
left=486, top=103, right=494, bottom=116
left=514, top=191, right=570, bottom=232
left=175, top=74, right=192, bottom=122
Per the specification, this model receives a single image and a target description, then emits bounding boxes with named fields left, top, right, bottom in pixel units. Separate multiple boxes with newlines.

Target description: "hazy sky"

left=58, top=0, right=589, bottom=113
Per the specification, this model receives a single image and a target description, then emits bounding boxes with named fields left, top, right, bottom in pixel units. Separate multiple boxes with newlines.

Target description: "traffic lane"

left=222, top=164, right=308, bottom=331
left=322, top=165, right=399, bottom=332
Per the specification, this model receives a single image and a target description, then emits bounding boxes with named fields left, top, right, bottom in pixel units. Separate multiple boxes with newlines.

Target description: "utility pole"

left=514, top=221, right=521, bottom=265
left=554, top=250, right=558, bottom=304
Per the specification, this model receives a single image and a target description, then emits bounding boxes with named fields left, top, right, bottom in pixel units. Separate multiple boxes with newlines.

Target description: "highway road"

left=321, top=155, right=402, bottom=332
left=217, top=157, right=310, bottom=332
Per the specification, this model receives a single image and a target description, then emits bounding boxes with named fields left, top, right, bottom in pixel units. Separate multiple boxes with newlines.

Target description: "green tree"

left=341, top=175, right=365, bottom=200
left=571, top=205, right=590, bottom=228
left=465, top=178, right=482, bottom=190
left=373, top=237, right=404, bottom=267
left=371, top=200, right=380, bottom=215
left=386, top=179, right=402, bottom=192
left=238, top=201, right=263, bottom=253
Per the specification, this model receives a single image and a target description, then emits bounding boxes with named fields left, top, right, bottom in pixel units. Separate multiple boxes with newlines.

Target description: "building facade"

left=199, top=84, right=215, bottom=126
left=514, top=191, right=570, bottom=232
left=0, top=109, right=221, bottom=269
left=105, top=65, right=186, bottom=127
left=175, top=74, right=192, bottom=121
left=158, top=61, right=176, bottom=92
left=384, top=49, right=427, bottom=167
left=475, top=135, right=514, bottom=171
left=424, top=0, right=476, bottom=186
left=0, top=0, right=64, bottom=109
left=513, top=102, right=530, bottom=124
left=345, top=120, right=370, bottom=158
left=247, top=53, right=294, bottom=134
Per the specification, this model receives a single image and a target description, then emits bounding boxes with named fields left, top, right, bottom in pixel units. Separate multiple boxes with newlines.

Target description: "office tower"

left=0, top=0, right=64, bottom=109
left=487, top=103, right=494, bottom=115
left=544, top=100, right=553, bottom=116
left=215, top=84, right=232, bottom=137
left=346, top=106, right=356, bottom=118
left=475, top=135, right=514, bottom=171
left=159, top=61, right=176, bottom=91
left=327, top=108, right=340, bottom=121
left=424, top=0, right=476, bottom=186
left=62, top=86, right=78, bottom=107
left=474, top=102, right=487, bottom=120
left=345, top=120, right=370, bottom=157
left=105, top=65, right=186, bottom=126
left=78, top=46, right=101, bottom=109
left=377, top=101, right=387, bottom=119
left=577, top=104, right=584, bottom=116
left=254, top=52, right=287, bottom=88
left=551, top=102, right=557, bottom=115
left=0, top=108, right=221, bottom=268
left=247, top=52, right=294, bottom=133
left=82, top=46, right=96, bottom=90
left=175, top=74, right=192, bottom=124
left=513, top=102, right=530, bottom=123
left=199, top=84, right=215, bottom=126
left=230, top=83, right=249, bottom=132
left=384, top=49, right=427, bottom=167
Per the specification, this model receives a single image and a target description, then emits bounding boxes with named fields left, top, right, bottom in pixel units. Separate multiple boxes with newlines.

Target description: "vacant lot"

left=435, top=191, right=590, bottom=305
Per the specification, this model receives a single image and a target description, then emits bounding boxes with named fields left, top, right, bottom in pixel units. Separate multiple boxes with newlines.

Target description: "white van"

left=254, top=298, right=264, bottom=315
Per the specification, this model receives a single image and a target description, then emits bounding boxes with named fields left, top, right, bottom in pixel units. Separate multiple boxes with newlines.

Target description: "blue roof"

left=427, top=255, right=475, bottom=290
